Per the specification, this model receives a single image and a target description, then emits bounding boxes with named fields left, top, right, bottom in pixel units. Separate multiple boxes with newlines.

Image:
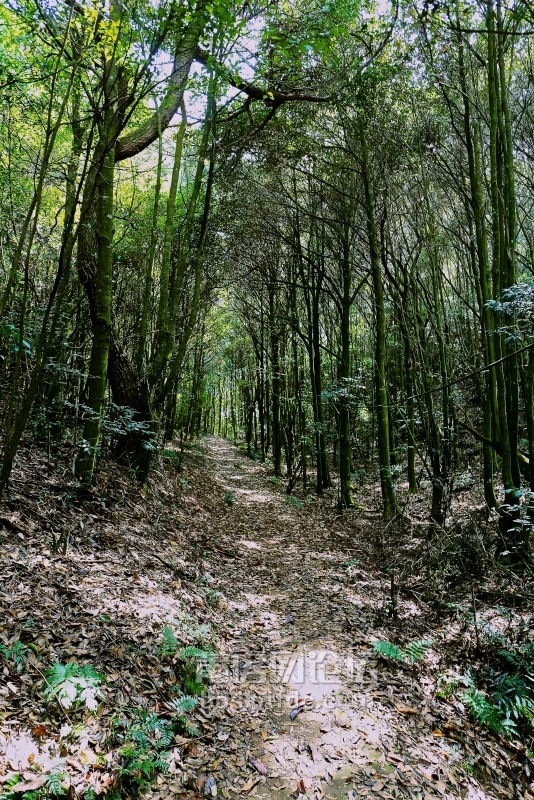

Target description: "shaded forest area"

left=1, top=0, right=534, bottom=797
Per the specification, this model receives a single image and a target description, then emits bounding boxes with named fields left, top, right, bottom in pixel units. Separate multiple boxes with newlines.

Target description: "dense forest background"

left=4, top=0, right=534, bottom=550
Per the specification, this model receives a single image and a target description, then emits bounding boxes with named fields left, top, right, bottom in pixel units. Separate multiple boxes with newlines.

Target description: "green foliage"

left=162, top=449, right=180, bottom=463
left=498, top=642, right=534, bottom=674
left=0, top=774, right=21, bottom=798
left=285, top=494, right=304, bottom=510
left=436, top=671, right=470, bottom=700
left=224, top=490, right=235, bottom=506
left=373, top=640, right=404, bottom=661
left=0, top=639, right=29, bottom=672
left=438, top=639, right=534, bottom=741
left=42, top=662, right=105, bottom=711
left=0, top=767, right=65, bottom=800
left=160, top=626, right=178, bottom=657
left=159, top=628, right=213, bottom=696
left=177, top=646, right=213, bottom=696
left=45, top=769, right=65, bottom=796
left=205, top=588, right=225, bottom=607
left=116, top=711, right=173, bottom=794
left=491, top=674, right=534, bottom=728
left=375, top=639, right=431, bottom=663
left=461, top=686, right=513, bottom=736
left=403, top=640, right=433, bottom=664
left=169, top=694, right=200, bottom=736
left=373, top=639, right=432, bottom=664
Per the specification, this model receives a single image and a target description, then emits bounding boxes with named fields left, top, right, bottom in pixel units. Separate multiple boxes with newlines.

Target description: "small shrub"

left=205, top=589, right=225, bottom=607
left=42, top=662, right=105, bottom=712
left=0, top=640, right=30, bottom=673
left=285, top=494, right=304, bottom=510
left=224, top=491, right=235, bottom=506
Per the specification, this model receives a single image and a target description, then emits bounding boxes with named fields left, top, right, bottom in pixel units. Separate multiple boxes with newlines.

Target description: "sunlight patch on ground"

left=464, top=782, right=500, bottom=799
left=277, top=647, right=344, bottom=703
left=243, top=592, right=271, bottom=606
left=238, top=539, right=262, bottom=549
left=85, top=586, right=186, bottom=627
left=231, top=488, right=274, bottom=504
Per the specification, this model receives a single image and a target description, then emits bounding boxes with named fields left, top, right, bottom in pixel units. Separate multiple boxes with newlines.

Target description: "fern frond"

left=403, top=640, right=432, bottom=663
left=183, top=719, right=200, bottom=737
left=46, top=770, right=65, bottom=796
left=42, top=662, right=104, bottom=710
left=179, top=646, right=212, bottom=661
left=170, top=695, right=199, bottom=715
left=161, top=627, right=177, bottom=656
left=373, top=641, right=404, bottom=661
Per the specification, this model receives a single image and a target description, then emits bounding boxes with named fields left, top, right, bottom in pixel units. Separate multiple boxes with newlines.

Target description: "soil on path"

left=190, top=437, right=510, bottom=800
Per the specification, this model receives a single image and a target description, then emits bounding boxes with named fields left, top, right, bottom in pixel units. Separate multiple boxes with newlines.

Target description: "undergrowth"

left=0, top=629, right=214, bottom=800
left=111, top=711, right=176, bottom=796
left=373, top=639, right=432, bottom=664
left=42, top=663, right=105, bottom=712
left=437, top=638, right=534, bottom=743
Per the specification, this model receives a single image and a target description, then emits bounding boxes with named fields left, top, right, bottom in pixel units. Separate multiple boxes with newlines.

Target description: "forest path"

left=197, top=436, right=484, bottom=800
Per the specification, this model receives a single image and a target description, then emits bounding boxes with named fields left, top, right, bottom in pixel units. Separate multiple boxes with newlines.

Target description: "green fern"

left=42, top=662, right=105, bottom=711
left=498, top=642, right=534, bottom=674
left=179, top=645, right=212, bottom=660
left=373, top=639, right=432, bottom=664
left=286, top=494, right=304, bottom=510
left=170, top=695, right=199, bottom=715
left=116, top=711, right=173, bottom=793
left=46, top=769, right=66, bottom=796
left=461, top=687, right=512, bottom=736
left=182, top=718, right=200, bottom=737
left=0, top=640, right=29, bottom=672
left=403, top=640, right=433, bottom=663
left=177, top=646, right=213, bottom=696
left=21, top=791, right=40, bottom=800
left=373, top=641, right=404, bottom=661
left=160, top=626, right=178, bottom=657
left=491, top=673, right=534, bottom=729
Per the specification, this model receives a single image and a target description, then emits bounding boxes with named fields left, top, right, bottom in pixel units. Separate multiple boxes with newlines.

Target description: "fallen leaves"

left=240, top=775, right=261, bottom=793
left=248, top=758, right=269, bottom=776
left=333, top=708, right=351, bottom=728
left=395, top=704, right=418, bottom=715
left=11, top=776, right=47, bottom=792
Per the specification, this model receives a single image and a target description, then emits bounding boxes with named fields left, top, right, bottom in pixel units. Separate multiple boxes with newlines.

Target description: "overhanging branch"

left=194, top=46, right=331, bottom=107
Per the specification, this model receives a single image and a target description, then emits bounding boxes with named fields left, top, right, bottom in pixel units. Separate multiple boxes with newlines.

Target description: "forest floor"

left=0, top=436, right=533, bottom=800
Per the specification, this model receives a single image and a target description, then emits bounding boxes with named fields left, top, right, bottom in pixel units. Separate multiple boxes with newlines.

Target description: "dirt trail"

left=196, top=437, right=497, bottom=800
